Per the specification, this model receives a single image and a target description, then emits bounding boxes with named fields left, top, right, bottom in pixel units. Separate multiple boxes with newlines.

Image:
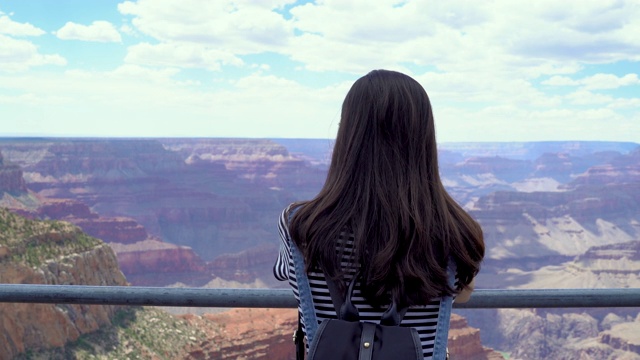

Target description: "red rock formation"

left=182, top=308, right=297, bottom=360
left=178, top=309, right=503, bottom=360
left=37, top=198, right=98, bottom=219
left=32, top=198, right=208, bottom=285
left=209, top=244, right=278, bottom=282
left=73, top=217, right=148, bottom=243
left=110, top=239, right=207, bottom=285
left=568, top=148, right=640, bottom=188
left=35, top=198, right=150, bottom=244
left=449, top=314, right=505, bottom=360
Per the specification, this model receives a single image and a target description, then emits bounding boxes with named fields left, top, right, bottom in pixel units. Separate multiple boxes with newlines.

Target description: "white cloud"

left=565, top=90, right=613, bottom=105
left=489, top=1, right=640, bottom=63
left=118, top=0, right=292, bottom=52
left=435, top=104, right=632, bottom=142
left=125, top=42, right=243, bottom=70
left=543, top=73, right=639, bottom=90
left=0, top=13, right=66, bottom=72
left=251, top=63, right=270, bottom=71
left=1, top=0, right=639, bottom=140
left=0, top=68, right=347, bottom=138
left=542, top=76, right=579, bottom=86
left=56, top=21, right=122, bottom=42
left=120, top=24, right=136, bottom=36
left=291, top=0, right=438, bottom=42
left=0, top=34, right=66, bottom=72
left=607, top=97, right=640, bottom=109
left=113, top=0, right=640, bottom=81
left=415, top=70, right=562, bottom=109
left=284, top=0, right=640, bottom=75
left=0, top=15, right=45, bottom=36
left=2, top=64, right=636, bottom=141
left=564, top=90, right=640, bottom=110
left=581, top=73, right=639, bottom=90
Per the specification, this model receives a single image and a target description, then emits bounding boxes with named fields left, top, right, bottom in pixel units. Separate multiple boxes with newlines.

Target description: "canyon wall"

left=0, top=208, right=128, bottom=359
left=2, top=138, right=640, bottom=359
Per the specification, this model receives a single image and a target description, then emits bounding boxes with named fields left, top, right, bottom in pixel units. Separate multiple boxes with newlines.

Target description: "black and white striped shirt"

left=274, top=208, right=454, bottom=360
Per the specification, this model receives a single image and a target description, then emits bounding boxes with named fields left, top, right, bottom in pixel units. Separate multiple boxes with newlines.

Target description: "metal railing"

left=1, top=284, right=639, bottom=308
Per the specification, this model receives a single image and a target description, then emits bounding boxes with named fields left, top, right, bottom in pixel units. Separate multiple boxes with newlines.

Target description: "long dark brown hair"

left=289, top=69, right=484, bottom=306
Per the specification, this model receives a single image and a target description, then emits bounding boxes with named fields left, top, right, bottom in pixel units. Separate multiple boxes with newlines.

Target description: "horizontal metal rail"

left=0, top=285, right=639, bottom=308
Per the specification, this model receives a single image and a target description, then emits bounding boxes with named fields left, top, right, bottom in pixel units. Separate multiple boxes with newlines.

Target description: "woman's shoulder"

left=282, top=201, right=308, bottom=221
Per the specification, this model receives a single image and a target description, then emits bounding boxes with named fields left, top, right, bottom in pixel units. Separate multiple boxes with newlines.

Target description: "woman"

left=274, top=69, right=484, bottom=359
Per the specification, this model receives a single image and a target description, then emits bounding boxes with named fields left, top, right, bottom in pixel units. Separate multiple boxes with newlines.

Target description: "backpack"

left=300, top=271, right=424, bottom=360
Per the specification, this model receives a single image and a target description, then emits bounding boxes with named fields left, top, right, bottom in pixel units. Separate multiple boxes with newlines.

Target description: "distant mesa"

left=566, top=147, right=640, bottom=189
left=0, top=150, right=28, bottom=194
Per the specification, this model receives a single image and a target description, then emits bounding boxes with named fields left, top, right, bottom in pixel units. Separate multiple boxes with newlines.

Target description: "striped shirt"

left=273, top=207, right=455, bottom=360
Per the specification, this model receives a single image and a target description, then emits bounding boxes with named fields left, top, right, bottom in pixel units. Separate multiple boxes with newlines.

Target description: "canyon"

left=1, top=138, right=639, bottom=359
left=0, top=207, right=500, bottom=359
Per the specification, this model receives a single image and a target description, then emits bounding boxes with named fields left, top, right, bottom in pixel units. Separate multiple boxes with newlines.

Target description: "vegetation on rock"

left=0, top=208, right=101, bottom=267
left=15, top=307, right=213, bottom=360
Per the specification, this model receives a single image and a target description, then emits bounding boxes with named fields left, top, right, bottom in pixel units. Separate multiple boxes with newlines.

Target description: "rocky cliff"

left=0, top=209, right=271, bottom=359
left=448, top=314, right=504, bottom=360
left=461, top=238, right=640, bottom=359
left=490, top=309, right=640, bottom=359
left=3, top=138, right=640, bottom=359
left=209, top=243, right=279, bottom=283
left=180, top=308, right=297, bottom=360
left=35, top=198, right=150, bottom=244
left=600, top=318, right=640, bottom=356
left=567, top=147, right=640, bottom=188
left=471, top=182, right=640, bottom=260
left=110, top=239, right=209, bottom=286
left=0, top=151, right=27, bottom=194
left=0, top=151, right=38, bottom=213
left=0, top=208, right=128, bottom=359
left=0, top=139, right=185, bottom=180
left=0, top=138, right=308, bottom=263
left=0, top=154, right=214, bottom=287
left=40, top=201, right=211, bottom=287
left=481, top=240, right=640, bottom=292
left=176, top=308, right=503, bottom=360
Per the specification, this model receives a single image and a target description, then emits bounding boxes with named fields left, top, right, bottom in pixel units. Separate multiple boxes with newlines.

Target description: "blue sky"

left=0, top=0, right=639, bottom=141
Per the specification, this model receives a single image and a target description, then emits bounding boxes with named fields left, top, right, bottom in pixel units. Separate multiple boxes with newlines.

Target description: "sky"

left=0, top=0, right=639, bottom=141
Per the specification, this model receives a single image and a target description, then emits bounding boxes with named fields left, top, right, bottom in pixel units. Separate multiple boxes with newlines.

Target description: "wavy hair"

left=288, top=70, right=484, bottom=306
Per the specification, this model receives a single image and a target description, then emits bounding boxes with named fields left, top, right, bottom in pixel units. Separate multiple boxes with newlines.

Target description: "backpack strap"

left=379, top=299, right=408, bottom=326
left=431, top=259, right=457, bottom=359
left=327, top=271, right=408, bottom=326
left=336, top=272, right=360, bottom=322
left=287, top=206, right=320, bottom=345
left=295, top=313, right=305, bottom=360
left=323, top=273, right=345, bottom=318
